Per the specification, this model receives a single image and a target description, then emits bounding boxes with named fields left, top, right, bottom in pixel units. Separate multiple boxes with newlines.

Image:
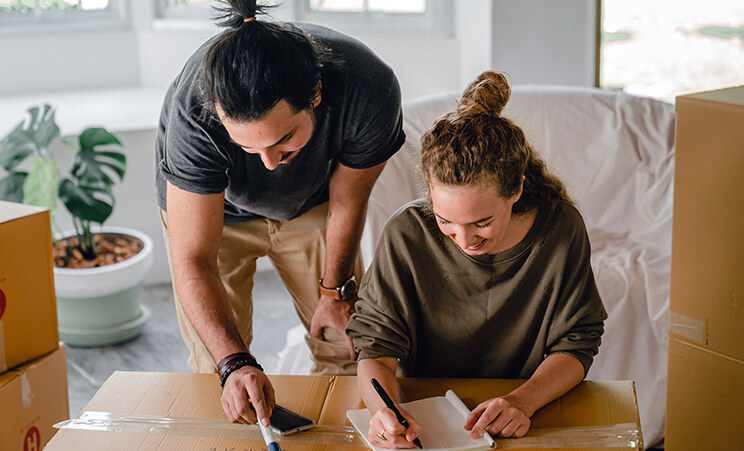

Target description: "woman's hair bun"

left=457, top=71, right=511, bottom=116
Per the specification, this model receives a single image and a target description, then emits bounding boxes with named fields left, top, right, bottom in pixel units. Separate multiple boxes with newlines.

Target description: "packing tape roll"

left=0, top=320, right=6, bottom=373
left=55, top=411, right=642, bottom=448
left=669, top=311, right=705, bottom=344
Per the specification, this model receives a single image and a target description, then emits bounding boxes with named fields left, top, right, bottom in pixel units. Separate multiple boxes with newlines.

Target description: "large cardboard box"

left=0, top=345, right=69, bottom=451
left=0, top=201, right=59, bottom=372
left=47, top=372, right=642, bottom=450
left=667, top=86, right=744, bottom=449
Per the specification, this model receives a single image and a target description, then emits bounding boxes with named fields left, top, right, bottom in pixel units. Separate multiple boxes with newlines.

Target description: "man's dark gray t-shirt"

left=155, top=23, right=405, bottom=223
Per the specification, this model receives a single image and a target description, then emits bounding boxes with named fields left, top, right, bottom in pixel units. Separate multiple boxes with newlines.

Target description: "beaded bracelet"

left=218, top=352, right=264, bottom=388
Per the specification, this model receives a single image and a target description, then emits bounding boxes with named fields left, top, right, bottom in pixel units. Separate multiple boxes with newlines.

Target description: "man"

left=155, top=1, right=405, bottom=427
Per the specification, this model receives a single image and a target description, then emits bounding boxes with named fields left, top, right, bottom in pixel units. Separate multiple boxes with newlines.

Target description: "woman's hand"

left=464, top=396, right=530, bottom=438
left=368, top=405, right=422, bottom=449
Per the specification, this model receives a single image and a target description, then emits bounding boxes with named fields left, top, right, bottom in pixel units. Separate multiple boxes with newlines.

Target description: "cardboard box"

left=0, top=345, right=69, bottom=451
left=47, top=372, right=642, bottom=450
left=667, top=86, right=744, bottom=449
left=0, top=201, right=59, bottom=372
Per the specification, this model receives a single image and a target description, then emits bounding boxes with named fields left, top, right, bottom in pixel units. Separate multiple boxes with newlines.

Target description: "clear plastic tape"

left=669, top=310, right=705, bottom=344
left=56, top=412, right=641, bottom=448
left=21, top=373, right=33, bottom=409
left=55, top=411, right=366, bottom=446
left=493, top=423, right=642, bottom=449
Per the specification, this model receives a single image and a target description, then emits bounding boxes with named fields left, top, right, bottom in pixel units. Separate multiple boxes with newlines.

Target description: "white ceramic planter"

left=54, top=226, right=153, bottom=347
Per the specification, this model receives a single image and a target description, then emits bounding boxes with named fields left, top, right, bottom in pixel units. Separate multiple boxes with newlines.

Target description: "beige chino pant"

left=159, top=202, right=362, bottom=375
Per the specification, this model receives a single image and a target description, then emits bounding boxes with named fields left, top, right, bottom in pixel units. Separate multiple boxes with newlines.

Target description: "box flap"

left=679, top=85, right=744, bottom=106
left=0, top=369, right=18, bottom=389
left=49, top=373, right=641, bottom=450
left=0, top=200, right=48, bottom=224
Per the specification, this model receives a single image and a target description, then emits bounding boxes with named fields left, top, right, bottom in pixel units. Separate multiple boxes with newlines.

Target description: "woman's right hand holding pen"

left=369, top=406, right=422, bottom=449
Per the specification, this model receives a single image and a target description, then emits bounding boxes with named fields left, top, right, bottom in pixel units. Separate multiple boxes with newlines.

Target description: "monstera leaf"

left=0, top=104, right=59, bottom=172
left=0, top=172, right=27, bottom=203
left=59, top=179, right=115, bottom=224
left=67, top=127, right=125, bottom=190
left=23, top=158, right=59, bottom=222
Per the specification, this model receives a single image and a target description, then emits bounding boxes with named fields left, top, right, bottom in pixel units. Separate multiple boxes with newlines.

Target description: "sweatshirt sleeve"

left=545, top=214, right=608, bottom=376
left=346, top=210, right=417, bottom=363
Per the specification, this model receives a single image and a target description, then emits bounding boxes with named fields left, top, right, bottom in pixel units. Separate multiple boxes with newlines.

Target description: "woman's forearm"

left=504, top=353, right=585, bottom=417
left=357, top=357, right=400, bottom=414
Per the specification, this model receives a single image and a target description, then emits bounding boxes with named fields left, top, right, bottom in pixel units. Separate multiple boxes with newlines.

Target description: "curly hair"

left=420, top=71, right=571, bottom=214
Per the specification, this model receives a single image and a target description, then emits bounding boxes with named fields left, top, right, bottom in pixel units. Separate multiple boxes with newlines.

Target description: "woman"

left=346, top=71, right=607, bottom=449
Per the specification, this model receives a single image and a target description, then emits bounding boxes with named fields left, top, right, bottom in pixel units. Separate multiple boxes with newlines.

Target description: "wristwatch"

left=319, top=275, right=357, bottom=301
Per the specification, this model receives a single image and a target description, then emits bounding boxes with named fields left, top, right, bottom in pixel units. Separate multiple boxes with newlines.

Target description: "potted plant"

left=0, top=104, right=153, bottom=347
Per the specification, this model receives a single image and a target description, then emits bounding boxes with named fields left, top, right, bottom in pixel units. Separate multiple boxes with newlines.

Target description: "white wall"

left=0, top=0, right=598, bottom=286
left=490, top=0, right=597, bottom=86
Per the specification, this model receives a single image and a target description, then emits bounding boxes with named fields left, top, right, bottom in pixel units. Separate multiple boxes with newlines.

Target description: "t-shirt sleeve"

left=346, top=211, right=415, bottom=362
left=159, top=99, right=232, bottom=195
left=545, top=216, right=608, bottom=376
left=336, top=77, right=406, bottom=170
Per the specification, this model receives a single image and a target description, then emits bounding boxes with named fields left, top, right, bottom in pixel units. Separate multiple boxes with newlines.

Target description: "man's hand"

left=464, top=395, right=531, bottom=438
left=310, top=294, right=357, bottom=359
left=221, top=365, right=276, bottom=425
left=368, top=405, right=422, bottom=449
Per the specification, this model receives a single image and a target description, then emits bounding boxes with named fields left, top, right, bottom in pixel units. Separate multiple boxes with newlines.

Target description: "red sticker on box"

left=0, top=288, right=5, bottom=320
left=24, top=426, right=40, bottom=451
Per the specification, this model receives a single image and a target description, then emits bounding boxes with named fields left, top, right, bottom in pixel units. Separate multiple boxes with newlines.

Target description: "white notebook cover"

left=346, top=390, right=496, bottom=451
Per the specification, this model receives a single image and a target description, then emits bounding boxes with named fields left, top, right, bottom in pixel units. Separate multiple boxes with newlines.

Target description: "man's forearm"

left=322, top=200, right=367, bottom=286
left=175, top=261, right=248, bottom=363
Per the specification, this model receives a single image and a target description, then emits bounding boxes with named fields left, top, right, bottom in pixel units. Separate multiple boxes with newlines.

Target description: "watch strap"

left=318, top=281, right=342, bottom=300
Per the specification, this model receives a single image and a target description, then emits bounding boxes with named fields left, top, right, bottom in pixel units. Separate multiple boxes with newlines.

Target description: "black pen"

left=370, top=378, right=423, bottom=449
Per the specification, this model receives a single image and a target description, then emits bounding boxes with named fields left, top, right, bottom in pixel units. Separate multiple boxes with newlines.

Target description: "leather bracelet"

left=217, top=352, right=263, bottom=388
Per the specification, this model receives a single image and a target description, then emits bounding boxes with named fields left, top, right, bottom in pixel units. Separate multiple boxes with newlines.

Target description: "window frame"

left=154, top=0, right=213, bottom=21
left=295, top=0, right=453, bottom=37
left=0, top=0, right=130, bottom=35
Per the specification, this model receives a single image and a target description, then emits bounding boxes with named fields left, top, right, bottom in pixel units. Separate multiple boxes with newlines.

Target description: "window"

left=297, top=0, right=452, bottom=36
left=308, top=0, right=425, bottom=14
left=0, top=0, right=127, bottom=29
left=599, top=0, right=744, bottom=103
left=157, top=0, right=212, bottom=20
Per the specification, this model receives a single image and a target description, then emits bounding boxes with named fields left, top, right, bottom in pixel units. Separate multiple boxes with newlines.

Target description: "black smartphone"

left=269, top=405, right=316, bottom=436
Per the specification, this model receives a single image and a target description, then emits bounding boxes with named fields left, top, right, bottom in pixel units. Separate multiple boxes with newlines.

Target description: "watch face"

left=339, top=277, right=357, bottom=300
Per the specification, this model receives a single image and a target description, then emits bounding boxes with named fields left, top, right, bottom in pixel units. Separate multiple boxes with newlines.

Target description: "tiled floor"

left=65, top=269, right=301, bottom=418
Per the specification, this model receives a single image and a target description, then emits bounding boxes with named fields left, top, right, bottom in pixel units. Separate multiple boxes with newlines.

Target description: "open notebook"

left=346, top=390, right=496, bottom=451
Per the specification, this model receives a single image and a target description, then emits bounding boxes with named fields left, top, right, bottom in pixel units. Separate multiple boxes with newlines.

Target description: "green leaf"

left=0, top=172, right=28, bottom=202
left=59, top=178, right=114, bottom=224
left=0, top=104, right=60, bottom=171
left=22, top=158, right=59, bottom=215
left=69, top=127, right=126, bottom=189
left=34, top=105, right=61, bottom=149
left=0, top=121, right=36, bottom=172
left=79, top=127, right=121, bottom=149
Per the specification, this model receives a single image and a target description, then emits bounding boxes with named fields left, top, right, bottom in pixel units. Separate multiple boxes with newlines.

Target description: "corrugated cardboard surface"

left=0, top=345, right=69, bottom=451
left=667, top=338, right=744, bottom=450
left=0, top=200, right=59, bottom=372
left=47, top=372, right=641, bottom=450
left=669, top=88, right=744, bottom=360
left=667, top=86, right=744, bottom=448
left=326, top=376, right=642, bottom=451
